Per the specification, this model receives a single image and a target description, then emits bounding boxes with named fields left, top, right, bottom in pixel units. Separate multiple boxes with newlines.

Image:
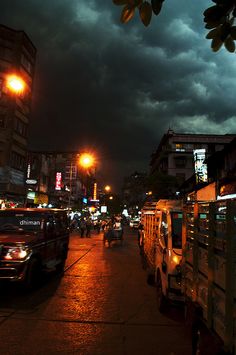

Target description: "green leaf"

left=120, top=4, right=135, bottom=23
left=205, top=19, right=224, bottom=29
left=224, top=36, right=235, bottom=52
left=151, top=0, right=163, bottom=15
left=211, top=37, right=223, bottom=51
left=220, top=22, right=231, bottom=41
left=130, top=0, right=143, bottom=6
left=206, top=27, right=219, bottom=39
left=139, top=1, right=152, bottom=26
left=203, top=5, right=225, bottom=20
left=113, top=0, right=128, bottom=5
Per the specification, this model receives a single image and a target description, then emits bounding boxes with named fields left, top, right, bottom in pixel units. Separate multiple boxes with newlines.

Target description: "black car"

left=0, top=208, right=70, bottom=288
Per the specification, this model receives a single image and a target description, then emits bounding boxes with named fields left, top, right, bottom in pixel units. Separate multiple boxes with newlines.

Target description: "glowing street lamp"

left=78, top=153, right=96, bottom=201
left=78, top=153, right=95, bottom=169
left=6, top=75, right=25, bottom=95
left=104, top=185, right=111, bottom=193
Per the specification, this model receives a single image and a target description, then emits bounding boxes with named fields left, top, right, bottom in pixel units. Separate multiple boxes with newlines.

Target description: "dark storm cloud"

left=1, top=0, right=236, bottom=190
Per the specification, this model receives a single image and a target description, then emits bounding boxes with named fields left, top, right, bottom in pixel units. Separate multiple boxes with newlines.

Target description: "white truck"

left=183, top=199, right=236, bottom=355
left=141, top=200, right=184, bottom=312
left=141, top=198, right=236, bottom=354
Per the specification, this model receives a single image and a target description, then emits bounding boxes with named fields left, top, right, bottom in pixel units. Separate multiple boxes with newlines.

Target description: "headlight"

left=3, top=247, right=30, bottom=260
left=172, top=255, right=179, bottom=264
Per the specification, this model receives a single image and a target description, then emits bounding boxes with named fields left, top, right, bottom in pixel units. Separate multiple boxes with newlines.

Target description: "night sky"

left=1, top=1, right=236, bottom=192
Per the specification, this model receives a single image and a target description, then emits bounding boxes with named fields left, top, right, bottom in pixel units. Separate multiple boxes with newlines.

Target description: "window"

left=0, top=47, right=13, bottom=61
left=0, top=212, right=43, bottom=232
left=14, top=117, right=28, bottom=137
left=10, top=151, right=25, bottom=170
left=21, top=53, right=33, bottom=74
left=171, top=212, right=183, bottom=249
left=175, top=143, right=185, bottom=152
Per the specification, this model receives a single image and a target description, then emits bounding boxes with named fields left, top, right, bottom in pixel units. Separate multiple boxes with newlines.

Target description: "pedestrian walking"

left=94, top=220, right=101, bottom=234
left=86, top=218, right=92, bottom=237
left=79, top=218, right=86, bottom=238
left=101, top=220, right=107, bottom=231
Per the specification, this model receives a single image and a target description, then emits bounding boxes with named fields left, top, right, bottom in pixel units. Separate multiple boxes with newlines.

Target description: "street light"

left=6, top=74, right=25, bottom=95
left=78, top=152, right=96, bottom=201
left=78, top=153, right=95, bottom=169
left=104, top=185, right=111, bottom=193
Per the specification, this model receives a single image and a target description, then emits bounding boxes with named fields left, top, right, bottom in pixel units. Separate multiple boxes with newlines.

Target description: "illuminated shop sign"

left=26, top=179, right=37, bottom=185
left=101, top=205, right=107, bottom=213
left=27, top=191, right=36, bottom=200
left=27, top=164, right=31, bottom=178
left=93, top=182, right=97, bottom=200
left=55, top=172, right=62, bottom=190
left=193, top=149, right=208, bottom=183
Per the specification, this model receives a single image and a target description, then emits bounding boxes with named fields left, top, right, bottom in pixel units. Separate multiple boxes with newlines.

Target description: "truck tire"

left=192, top=320, right=224, bottom=355
left=156, top=272, right=168, bottom=313
left=192, top=322, right=201, bottom=355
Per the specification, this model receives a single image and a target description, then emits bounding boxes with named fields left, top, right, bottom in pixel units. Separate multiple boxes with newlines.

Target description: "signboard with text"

left=55, top=172, right=62, bottom=190
left=193, top=149, right=208, bottom=183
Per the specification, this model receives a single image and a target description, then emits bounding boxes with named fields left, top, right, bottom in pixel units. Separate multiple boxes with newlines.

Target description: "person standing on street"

left=94, top=220, right=101, bottom=234
left=86, top=218, right=92, bottom=237
left=79, top=218, right=86, bottom=238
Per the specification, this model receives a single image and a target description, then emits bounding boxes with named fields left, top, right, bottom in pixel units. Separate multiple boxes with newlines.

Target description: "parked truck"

left=183, top=199, right=236, bottom=355
left=141, top=198, right=236, bottom=354
left=141, top=200, right=184, bottom=311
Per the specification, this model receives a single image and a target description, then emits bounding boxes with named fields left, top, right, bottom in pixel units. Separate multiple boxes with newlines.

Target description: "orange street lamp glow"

left=7, top=75, right=25, bottom=94
left=79, top=153, right=95, bottom=169
left=104, top=185, right=111, bottom=192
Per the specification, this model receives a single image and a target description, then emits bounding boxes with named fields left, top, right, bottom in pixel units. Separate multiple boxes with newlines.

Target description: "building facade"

left=25, top=152, right=86, bottom=209
left=0, top=24, right=36, bottom=207
left=149, top=129, right=236, bottom=198
left=207, top=137, right=236, bottom=199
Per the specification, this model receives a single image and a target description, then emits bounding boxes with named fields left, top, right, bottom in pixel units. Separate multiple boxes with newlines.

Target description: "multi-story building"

left=0, top=24, right=36, bottom=207
left=25, top=151, right=86, bottom=209
left=25, top=152, right=55, bottom=207
left=207, top=137, right=236, bottom=199
left=150, top=129, right=236, bottom=198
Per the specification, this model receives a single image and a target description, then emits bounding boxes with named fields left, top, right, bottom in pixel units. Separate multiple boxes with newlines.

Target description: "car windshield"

left=0, top=212, right=44, bottom=232
left=171, top=212, right=183, bottom=249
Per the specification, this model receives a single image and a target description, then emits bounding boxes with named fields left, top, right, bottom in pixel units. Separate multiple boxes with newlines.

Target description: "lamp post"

left=68, top=160, right=73, bottom=209
left=78, top=153, right=96, bottom=201
left=4, top=74, right=26, bottom=207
